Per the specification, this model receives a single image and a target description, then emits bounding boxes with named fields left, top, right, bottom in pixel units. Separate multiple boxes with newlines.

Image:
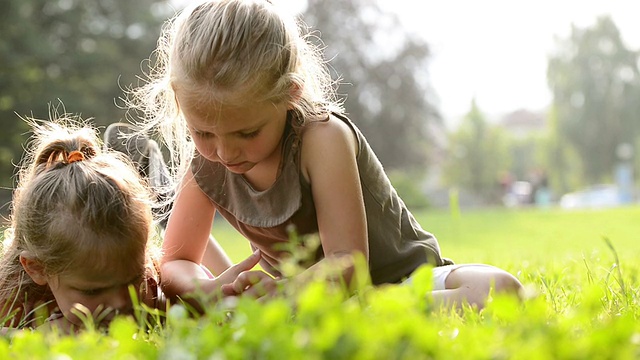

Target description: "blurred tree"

left=443, top=100, right=509, bottom=203
left=508, top=137, right=538, bottom=182
left=547, top=16, right=640, bottom=184
left=301, top=0, right=441, bottom=171
left=0, top=0, right=172, bottom=188
left=540, top=106, right=583, bottom=196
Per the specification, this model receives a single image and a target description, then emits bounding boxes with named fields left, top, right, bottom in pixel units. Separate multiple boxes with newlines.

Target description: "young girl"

left=0, top=117, right=272, bottom=332
left=130, top=0, right=523, bottom=308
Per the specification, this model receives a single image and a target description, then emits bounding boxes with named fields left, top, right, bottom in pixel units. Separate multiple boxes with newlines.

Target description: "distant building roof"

left=499, top=109, right=546, bottom=137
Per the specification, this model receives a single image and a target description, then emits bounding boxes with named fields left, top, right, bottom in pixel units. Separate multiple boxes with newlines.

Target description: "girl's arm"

left=161, top=168, right=216, bottom=295
left=299, top=115, right=369, bottom=286
left=161, top=169, right=272, bottom=301
left=203, top=234, right=233, bottom=276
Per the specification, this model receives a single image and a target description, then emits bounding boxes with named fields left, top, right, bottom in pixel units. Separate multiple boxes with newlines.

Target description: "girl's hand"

left=213, top=249, right=261, bottom=284
left=210, top=249, right=277, bottom=298
left=220, top=271, right=278, bottom=298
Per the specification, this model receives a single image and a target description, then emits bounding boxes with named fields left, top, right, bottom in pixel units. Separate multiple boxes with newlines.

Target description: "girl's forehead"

left=68, top=243, right=146, bottom=279
left=55, top=260, right=145, bottom=293
left=183, top=99, right=277, bottom=130
left=78, top=255, right=143, bottom=275
left=61, top=262, right=142, bottom=285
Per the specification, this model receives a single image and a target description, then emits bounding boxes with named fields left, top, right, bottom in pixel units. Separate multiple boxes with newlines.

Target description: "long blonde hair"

left=126, top=0, right=342, bottom=185
left=0, top=116, right=156, bottom=327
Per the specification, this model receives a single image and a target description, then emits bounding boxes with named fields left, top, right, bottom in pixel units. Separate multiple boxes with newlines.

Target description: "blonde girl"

left=0, top=117, right=270, bottom=332
left=130, top=0, right=523, bottom=308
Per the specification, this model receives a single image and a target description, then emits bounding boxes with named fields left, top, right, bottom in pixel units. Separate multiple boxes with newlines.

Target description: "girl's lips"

left=222, top=161, right=250, bottom=172
left=222, top=161, right=243, bottom=167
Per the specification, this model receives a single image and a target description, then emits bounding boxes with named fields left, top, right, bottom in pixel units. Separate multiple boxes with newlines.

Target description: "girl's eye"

left=80, top=288, right=105, bottom=296
left=194, top=130, right=214, bottom=139
left=239, top=130, right=260, bottom=139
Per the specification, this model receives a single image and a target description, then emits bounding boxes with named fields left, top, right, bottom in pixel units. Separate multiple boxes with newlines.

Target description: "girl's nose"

left=106, top=286, right=133, bottom=314
left=216, top=140, right=239, bottom=163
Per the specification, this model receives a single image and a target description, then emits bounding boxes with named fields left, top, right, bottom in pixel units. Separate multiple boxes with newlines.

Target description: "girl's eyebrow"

left=71, top=274, right=143, bottom=291
left=235, top=125, right=262, bottom=134
left=71, top=284, right=109, bottom=292
left=195, top=121, right=265, bottom=135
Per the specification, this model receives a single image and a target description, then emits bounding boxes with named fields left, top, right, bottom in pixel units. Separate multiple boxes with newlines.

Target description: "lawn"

left=214, top=205, right=640, bottom=284
left=3, top=205, right=640, bottom=359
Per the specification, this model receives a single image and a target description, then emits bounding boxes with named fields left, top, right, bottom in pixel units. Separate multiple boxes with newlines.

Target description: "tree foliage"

left=540, top=106, right=584, bottom=195
left=0, top=0, right=171, bottom=188
left=547, top=16, right=640, bottom=184
left=301, top=0, right=440, bottom=171
left=443, top=100, right=509, bottom=203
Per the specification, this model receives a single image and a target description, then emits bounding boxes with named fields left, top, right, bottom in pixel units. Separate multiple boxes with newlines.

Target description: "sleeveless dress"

left=192, top=112, right=452, bottom=285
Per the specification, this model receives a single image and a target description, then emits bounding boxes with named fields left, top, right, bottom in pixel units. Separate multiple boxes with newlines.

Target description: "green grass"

left=3, top=206, right=640, bottom=358
left=424, top=206, right=640, bottom=262
left=214, top=205, right=640, bottom=274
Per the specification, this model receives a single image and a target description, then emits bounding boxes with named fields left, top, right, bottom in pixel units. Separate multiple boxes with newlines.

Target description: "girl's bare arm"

left=161, top=169, right=228, bottom=297
left=300, top=115, right=369, bottom=285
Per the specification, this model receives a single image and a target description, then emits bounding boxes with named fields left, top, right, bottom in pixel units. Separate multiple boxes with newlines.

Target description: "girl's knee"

left=491, top=270, right=523, bottom=296
left=446, top=265, right=523, bottom=303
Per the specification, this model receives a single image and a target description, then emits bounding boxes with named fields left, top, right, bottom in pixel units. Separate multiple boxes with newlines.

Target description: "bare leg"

left=431, top=265, right=523, bottom=310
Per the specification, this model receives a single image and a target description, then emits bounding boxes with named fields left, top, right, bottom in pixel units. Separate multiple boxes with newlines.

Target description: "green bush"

left=387, top=170, right=430, bottom=210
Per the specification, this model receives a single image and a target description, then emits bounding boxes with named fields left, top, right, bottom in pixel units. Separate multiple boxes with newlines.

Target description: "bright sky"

left=383, top=0, right=640, bottom=123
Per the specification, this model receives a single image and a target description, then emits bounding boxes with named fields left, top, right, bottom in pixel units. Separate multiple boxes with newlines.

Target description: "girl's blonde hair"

left=126, top=0, right=342, bottom=185
left=0, top=117, right=155, bottom=327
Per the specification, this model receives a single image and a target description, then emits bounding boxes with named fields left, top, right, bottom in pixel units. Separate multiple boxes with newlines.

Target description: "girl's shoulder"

left=299, top=113, right=359, bottom=181
left=0, top=282, right=57, bottom=329
left=0, top=300, right=24, bottom=328
left=0, top=298, right=56, bottom=329
left=299, top=113, right=357, bottom=147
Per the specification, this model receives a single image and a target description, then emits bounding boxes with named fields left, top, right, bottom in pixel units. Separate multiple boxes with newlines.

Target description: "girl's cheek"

left=194, top=139, right=216, bottom=159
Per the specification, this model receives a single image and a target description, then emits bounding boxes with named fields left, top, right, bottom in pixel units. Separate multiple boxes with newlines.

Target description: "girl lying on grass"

left=129, top=0, right=523, bottom=309
left=0, top=117, right=273, bottom=333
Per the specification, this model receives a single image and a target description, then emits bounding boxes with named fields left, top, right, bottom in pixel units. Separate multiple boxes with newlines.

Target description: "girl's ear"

left=19, top=251, right=48, bottom=286
left=287, top=84, right=303, bottom=110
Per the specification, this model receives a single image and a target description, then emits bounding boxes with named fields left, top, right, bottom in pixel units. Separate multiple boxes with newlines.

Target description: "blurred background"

left=1, top=0, right=639, bottom=218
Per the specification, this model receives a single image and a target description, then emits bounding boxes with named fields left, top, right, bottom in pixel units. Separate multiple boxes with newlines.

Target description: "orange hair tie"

left=67, top=150, right=85, bottom=164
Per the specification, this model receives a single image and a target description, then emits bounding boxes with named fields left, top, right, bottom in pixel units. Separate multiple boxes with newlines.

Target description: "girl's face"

left=45, top=259, right=146, bottom=328
left=179, top=97, right=289, bottom=175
